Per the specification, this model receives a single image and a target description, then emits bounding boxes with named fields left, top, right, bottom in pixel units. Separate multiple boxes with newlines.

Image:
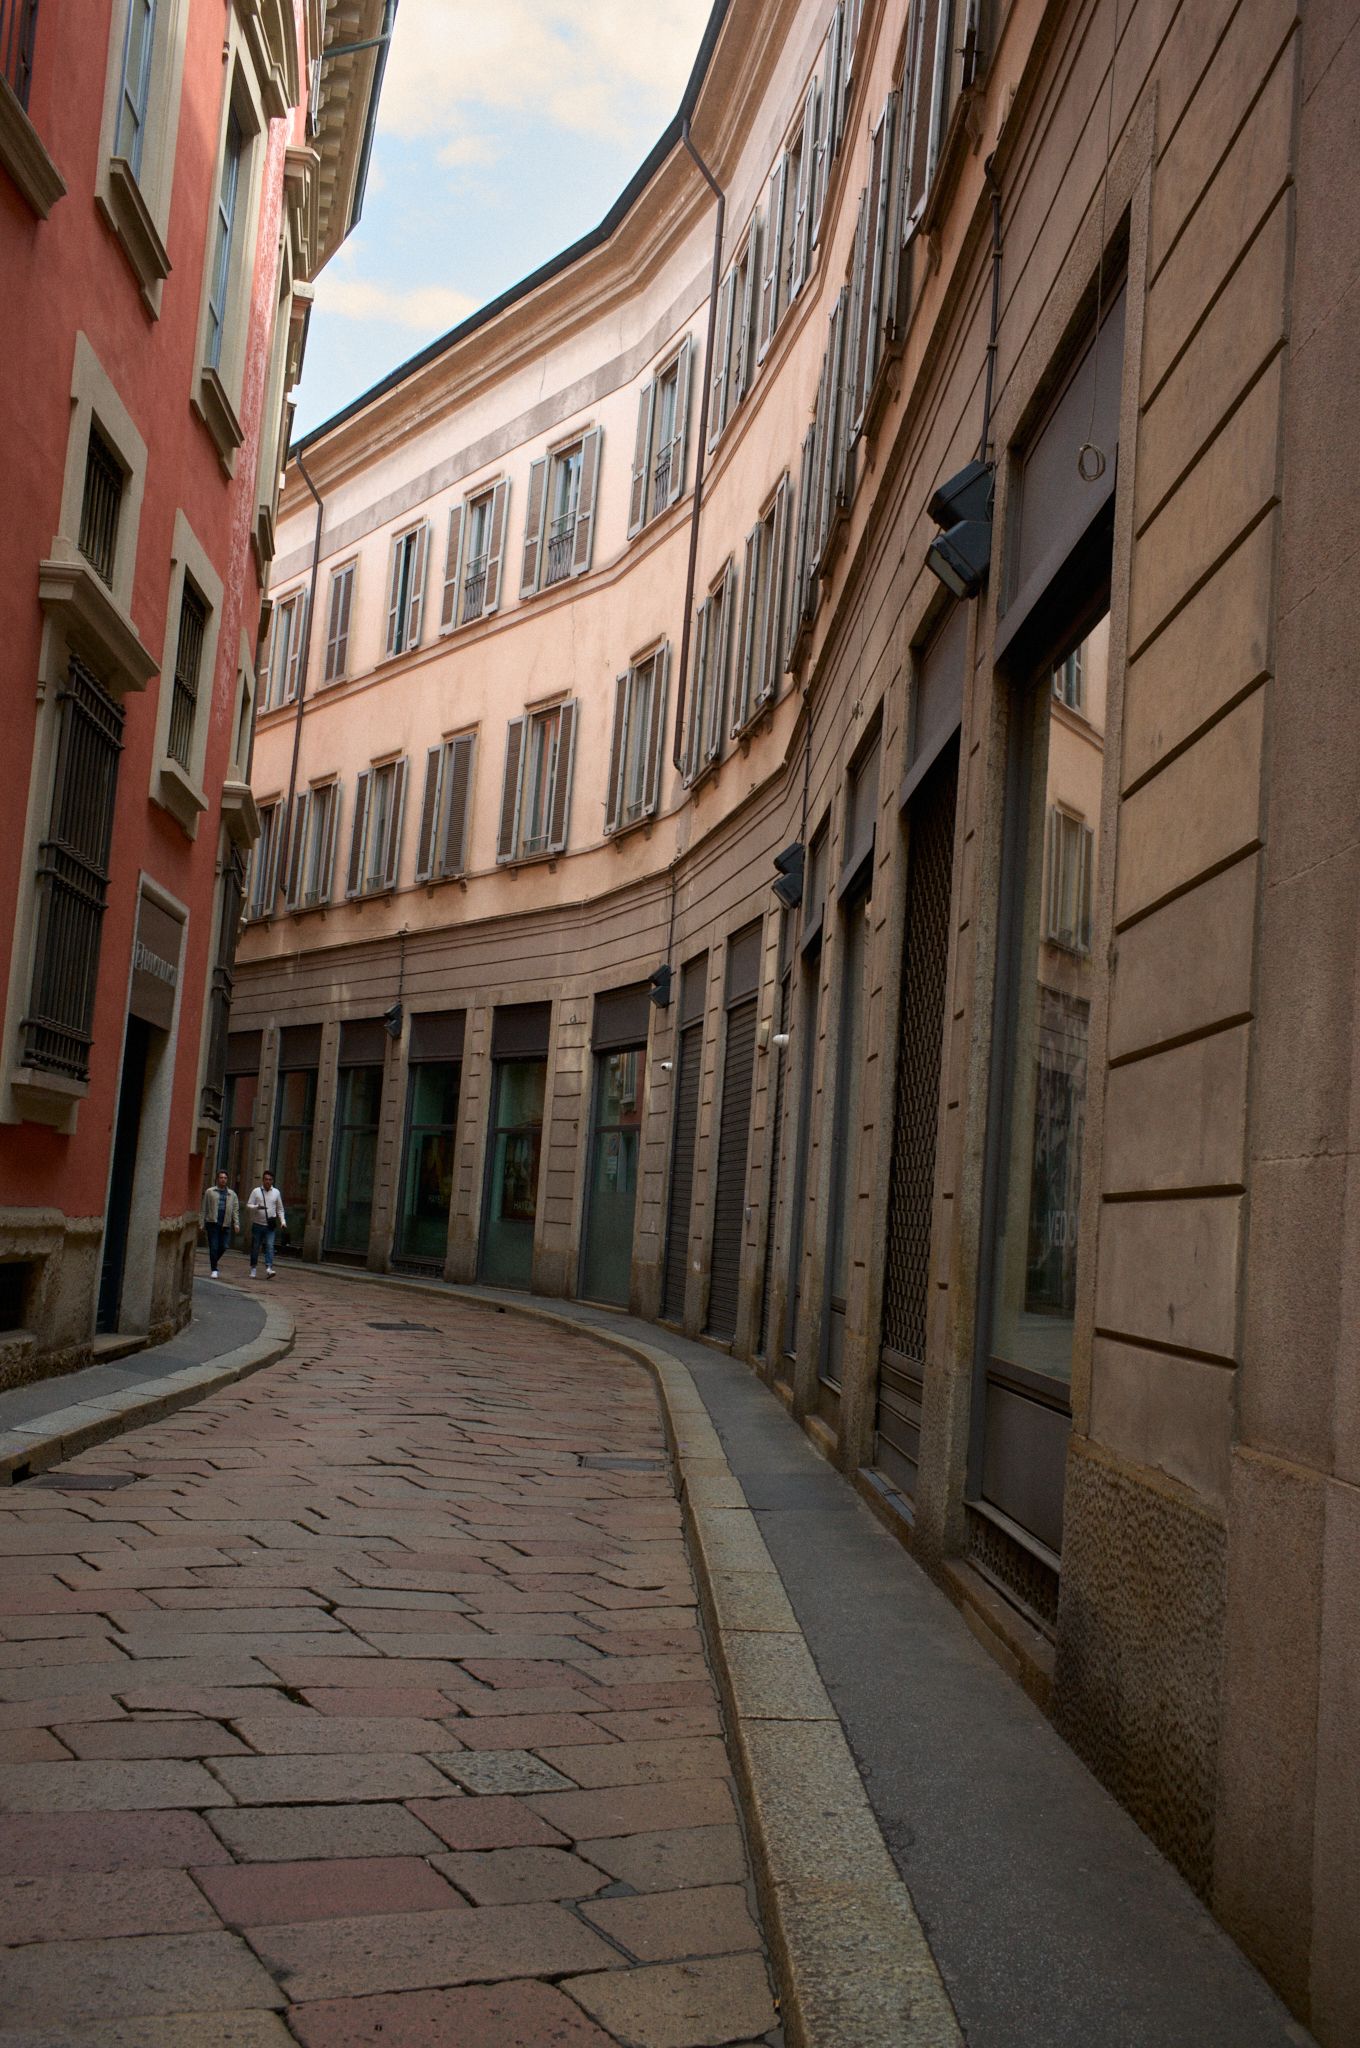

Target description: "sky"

left=295, top=0, right=715, bottom=435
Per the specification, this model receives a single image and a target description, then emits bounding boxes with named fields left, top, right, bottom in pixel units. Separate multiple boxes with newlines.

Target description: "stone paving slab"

left=0, top=1265, right=782, bottom=2046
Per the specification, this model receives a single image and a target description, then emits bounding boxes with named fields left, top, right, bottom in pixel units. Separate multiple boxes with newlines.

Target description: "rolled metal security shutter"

left=661, top=1022, right=702, bottom=1323
left=706, top=997, right=757, bottom=1341
left=875, top=738, right=958, bottom=1499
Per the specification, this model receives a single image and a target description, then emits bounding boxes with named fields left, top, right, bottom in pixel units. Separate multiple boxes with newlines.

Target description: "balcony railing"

left=460, top=557, right=487, bottom=625
left=544, top=517, right=574, bottom=588
left=1, top=0, right=39, bottom=110
left=652, top=446, right=672, bottom=508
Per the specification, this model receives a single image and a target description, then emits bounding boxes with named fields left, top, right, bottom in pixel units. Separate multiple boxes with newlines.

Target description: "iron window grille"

left=0, top=0, right=39, bottom=109
left=78, top=426, right=124, bottom=587
left=19, top=657, right=124, bottom=1082
left=199, top=844, right=246, bottom=1125
left=167, top=579, right=207, bottom=770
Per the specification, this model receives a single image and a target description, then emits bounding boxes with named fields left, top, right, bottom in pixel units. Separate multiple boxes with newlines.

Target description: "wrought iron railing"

left=78, top=427, right=123, bottom=587
left=20, top=659, right=124, bottom=1083
left=0, top=0, right=39, bottom=109
left=167, top=585, right=206, bottom=769
left=460, top=557, right=487, bottom=624
left=544, top=518, right=574, bottom=587
left=652, top=446, right=672, bottom=508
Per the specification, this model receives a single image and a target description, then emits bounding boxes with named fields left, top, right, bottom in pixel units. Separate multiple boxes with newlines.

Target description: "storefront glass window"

left=397, top=1061, right=460, bottom=1265
left=327, top=1064, right=384, bottom=1257
left=580, top=1047, right=645, bottom=1306
left=272, top=1068, right=316, bottom=1248
left=219, top=1072, right=258, bottom=1192
left=480, top=1058, right=547, bottom=1287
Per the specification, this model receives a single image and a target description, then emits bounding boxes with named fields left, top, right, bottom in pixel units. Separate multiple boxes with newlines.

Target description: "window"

left=384, top=522, right=429, bottom=657
left=734, top=477, right=790, bottom=732
left=606, top=646, right=670, bottom=833
left=708, top=219, right=763, bottom=444
left=497, top=702, right=577, bottom=862
left=261, top=588, right=306, bottom=709
left=283, top=781, right=340, bottom=911
left=248, top=798, right=283, bottom=919
left=78, top=426, right=124, bottom=587
left=1053, top=646, right=1083, bottom=712
left=323, top=561, right=355, bottom=683
left=345, top=758, right=408, bottom=898
left=18, top=658, right=124, bottom=1083
left=790, top=423, right=819, bottom=651
left=849, top=91, right=900, bottom=434
left=205, top=106, right=244, bottom=372
left=2, top=0, right=39, bottom=109
left=1045, top=810, right=1094, bottom=955
left=166, top=578, right=206, bottom=770
left=199, top=846, right=246, bottom=1126
left=682, top=562, right=737, bottom=785
left=415, top=732, right=477, bottom=881
left=521, top=428, right=602, bottom=595
left=814, top=286, right=852, bottom=566
left=627, top=341, right=692, bottom=537
left=114, top=0, right=155, bottom=171
left=440, top=480, right=509, bottom=632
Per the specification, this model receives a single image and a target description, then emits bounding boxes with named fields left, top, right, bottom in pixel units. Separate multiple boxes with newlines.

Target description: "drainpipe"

left=978, top=156, right=1003, bottom=464
left=671, top=118, right=726, bottom=772
left=274, top=448, right=325, bottom=911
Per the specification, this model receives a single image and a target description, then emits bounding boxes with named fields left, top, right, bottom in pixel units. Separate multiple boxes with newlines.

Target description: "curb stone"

left=306, top=1261, right=964, bottom=2048
left=0, top=1295, right=295, bottom=1486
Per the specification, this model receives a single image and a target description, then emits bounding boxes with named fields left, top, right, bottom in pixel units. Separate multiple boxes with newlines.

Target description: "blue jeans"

left=205, top=1222, right=231, bottom=1269
left=250, top=1223, right=276, bottom=1271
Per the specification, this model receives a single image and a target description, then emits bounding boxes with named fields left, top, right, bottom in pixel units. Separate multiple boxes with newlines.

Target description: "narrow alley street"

left=0, top=1268, right=781, bottom=2047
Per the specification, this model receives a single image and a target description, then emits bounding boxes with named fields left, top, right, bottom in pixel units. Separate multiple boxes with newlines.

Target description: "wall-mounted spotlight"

left=772, top=841, right=805, bottom=909
left=658, top=1059, right=674, bottom=1073
left=925, top=457, right=994, bottom=600
left=647, top=963, right=673, bottom=1009
left=382, top=1002, right=403, bottom=1040
left=772, top=1031, right=791, bottom=1049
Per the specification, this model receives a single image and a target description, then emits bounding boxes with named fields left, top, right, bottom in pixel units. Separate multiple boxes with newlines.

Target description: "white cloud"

left=437, top=132, right=501, bottom=168
left=379, top=0, right=712, bottom=150
left=314, top=276, right=481, bottom=331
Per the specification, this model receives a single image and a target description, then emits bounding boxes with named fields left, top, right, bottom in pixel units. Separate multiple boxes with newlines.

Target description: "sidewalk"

left=0, top=1276, right=291, bottom=1484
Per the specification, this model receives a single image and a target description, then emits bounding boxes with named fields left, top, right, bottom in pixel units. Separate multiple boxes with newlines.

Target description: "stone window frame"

left=93, top=0, right=190, bottom=312
left=148, top=510, right=225, bottom=840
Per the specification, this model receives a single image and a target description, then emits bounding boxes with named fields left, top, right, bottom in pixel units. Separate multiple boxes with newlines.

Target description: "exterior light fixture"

left=647, top=963, right=673, bottom=1008
left=382, top=1002, right=403, bottom=1040
left=925, top=457, right=994, bottom=600
left=772, top=841, right=805, bottom=909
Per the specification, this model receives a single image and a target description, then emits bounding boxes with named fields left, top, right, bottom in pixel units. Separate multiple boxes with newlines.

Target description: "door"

left=822, top=887, right=869, bottom=1391
left=479, top=1056, right=546, bottom=1287
left=396, top=1060, right=460, bottom=1267
left=661, top=1021, right=702, bottom=1323
left=758, top=947, right=792, bottom=1356
left=97, top=1018, right=150, bottom=1332
left=876, top=738, right=958, bottom=1498
left=272, top=1067, right=317, bottom=1255
left=326, top=1063, right=384, bottom=1258
left=706, top=999, right=756, bottom=1340
left=580, top=1045, right=645, bottom=1306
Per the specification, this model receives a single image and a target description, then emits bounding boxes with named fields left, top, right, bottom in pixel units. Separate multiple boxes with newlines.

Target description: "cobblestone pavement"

left=0, top=1263, right=781, bottom=2048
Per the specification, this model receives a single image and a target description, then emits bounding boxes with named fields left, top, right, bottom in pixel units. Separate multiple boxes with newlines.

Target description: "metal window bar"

left=19, top=658, right=124, bottom=1083
left=460, top=555, right=487, bottom=624
left=0, top=0, right=39, bottom=109
left=78, top=427, right=123, bottom=586
left=167, top=581, right=206, bottom=769
left=652, top=444, right=672, bottom=507
left=544, top=515, right=574, bottom=587
left=199, top=847, right=246, bottom=1124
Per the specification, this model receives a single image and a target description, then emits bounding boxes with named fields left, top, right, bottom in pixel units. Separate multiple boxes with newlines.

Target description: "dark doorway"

left=661, top=954, right=707, bottom=1325
left=707, top=921, right=762, bottom=1342
left=97, top=1017, right=151, bottom=1333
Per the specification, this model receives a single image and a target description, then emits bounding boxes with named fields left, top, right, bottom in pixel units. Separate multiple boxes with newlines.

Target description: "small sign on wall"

left=129, top=895, right=183, bottom=1033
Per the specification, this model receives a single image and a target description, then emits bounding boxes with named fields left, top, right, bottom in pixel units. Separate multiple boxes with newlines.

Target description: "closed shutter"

left=313, top=784, right=339, bottom=904
left=864, top=92, right=897, bottom=404
left=497, top=716, right=527, bottom=862
left=849, top=184, right=872, bottom=431
left=482, top=478, right=509, bottom=614
left=711, top=565, right=736, bottom=759
left=286, top=595, right=308, bottom=701
left=811, top=64, right=830, bottom=244
left=258, top=607, right=274, bottom=705
left=627, top=381, right=656, bottom=538
left=825, top=4, right=845, bottom=158
left=415, top=745, right=443, bottom=882
left=665, top=336, right=693, bottom=510
left=520, top=456, right=548, bottom=596
left=571, top=428, right=602, bottom=576
left=706, top=998, right=757, bottom=1339
left=546, top=698, right=577, bottom=853
left=708, top=272, right=735, bottom=444
left=910, top=0, right=944, bottom=208
left=702, top=589, right=726, bottom=766
left=876, top=738, right=957, bottom=1500
left=735, top=522, right=761, bottom=732
left=382, top=758, right=407, bottom=889
left=734, top=213, right=762, bottom=404
left=818, top=291, right=848, bottom=551
left=685, top=597, right=710, bottom=784
left=345, top=772, right=370, bottom=897
left=264, top=803, right=286, bottom=914
left=440, top=504, right=464, bottom=632
left=405, top=525, right=429, bottom=647
left=792, top=426, right=816, bottom=652
left=440, top=732, right=475, bottom=875
left=605, top=672, right=629, bottom=833
left=283, top=791, right=309, bottom=910
left=791, top=82, right=817, bottom=296
left=642, top=643, right=669, bottom=817
left=759, top=163, right=787, bottom=359
left=325, top=569, right=350, bottom=680
left=384, top=536, right=404, bottom=657
left=661, top=1020, right=703, bottom=1322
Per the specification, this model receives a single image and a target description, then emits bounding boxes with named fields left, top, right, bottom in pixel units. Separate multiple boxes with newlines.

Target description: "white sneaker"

left=210, top=1269, right=219, bottom=1279
left=266, top=1268, right=275, bottom=1279
left=250, top=1268, right=257, bottom=1278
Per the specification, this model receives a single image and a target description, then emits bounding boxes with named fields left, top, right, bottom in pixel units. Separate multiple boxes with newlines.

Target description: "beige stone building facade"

left=230, top=0, right=1360, bottom=2033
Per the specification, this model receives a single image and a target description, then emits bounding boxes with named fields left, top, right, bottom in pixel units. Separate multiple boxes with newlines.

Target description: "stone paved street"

left=0, top=1265, right=781, bottom=2048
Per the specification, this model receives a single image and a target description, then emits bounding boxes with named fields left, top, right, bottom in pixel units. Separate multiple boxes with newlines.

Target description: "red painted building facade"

left=0, top=0, right=391, bottom=1378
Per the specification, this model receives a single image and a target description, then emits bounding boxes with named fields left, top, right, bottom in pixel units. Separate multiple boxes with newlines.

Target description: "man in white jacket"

left=245, top=1170, right=287, bottom=1279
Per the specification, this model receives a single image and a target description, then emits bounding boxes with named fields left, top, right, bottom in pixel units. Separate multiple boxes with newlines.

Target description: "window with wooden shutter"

left=792, top=424, right=818, bottom=655
left=642, top=644, right=670, bottom=817
left=415, top=745, right=443, bottom=882
left=385, top=524, right=429, bottom=657
left=659, top=336, right=691, bottom=513
left=497, top=715, right=528, bottom=861
left=692, top=563, right=735, bottom=773
left=791, top=83, right=817, bottom=297
left=570, top=428, right=602, bottom=577
left=345, top=771, right=370, bottom=898
left=520, top=456, right=548, bottom=596
left=816, top=289, right=849, bottom=559
left=405, top=528, right=428, bottom=647
left=764, top=475, right=791, bottom=697
left=731, top=216, right=762, bottom=412
left=305, top=782, right=339, bottom=905
left=546, top=699, right=577, bottom=854
left=862, top=91, right=899, bottom=410
left=847, top=187, right=870, bottom=436
left=440, top=503, right=464, bottom=633
left=439, top=732, right=476, bottom=876
left=708, top=272, right=735, bottom=446
left=735, top=522, right=763, bottom=734
left=481, top=480, right=509, bottom=615
left=606, top=647, right=669, bottom=834
left=605, top=672, right=629, bottom=834
left=381, top=758, right=407, bottom=889
left=283, top=790, right=310, bottom=910
left=628, top=381, right=656, bottom=539
left=324, top=562, right=355, bottom=682
left=1045, top=808, right=1094, bottom=954
left=811, top=44, right=831, bottom=243
left=249, top=798, right=284, bottom=918
left=758, top=161, right=788, bottom=359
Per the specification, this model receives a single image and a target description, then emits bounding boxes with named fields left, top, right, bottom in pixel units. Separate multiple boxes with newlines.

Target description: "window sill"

left=605, top=809, right=656, bottom=844
left=153, top=756, right=209, bottom=839
left=9, top=1066, right=85, bottom=1135
left=192, top=365, right=244, bottom=476
left=0, top=75, right=65, bottom=219
left=97, top=158, right=171, bottom=314
left=37, top=551, right=157, bottom=696
left=221, top=778, right=261, bottom=850
left=497, top=848, right=560, bottom=870
left=254, top=500, right=276, bottom=568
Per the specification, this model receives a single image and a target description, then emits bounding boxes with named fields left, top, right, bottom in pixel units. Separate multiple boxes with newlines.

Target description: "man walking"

left=202, top=1170, right=240, bottom=1280
left=245, top=1170, right=287, bottom=1279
